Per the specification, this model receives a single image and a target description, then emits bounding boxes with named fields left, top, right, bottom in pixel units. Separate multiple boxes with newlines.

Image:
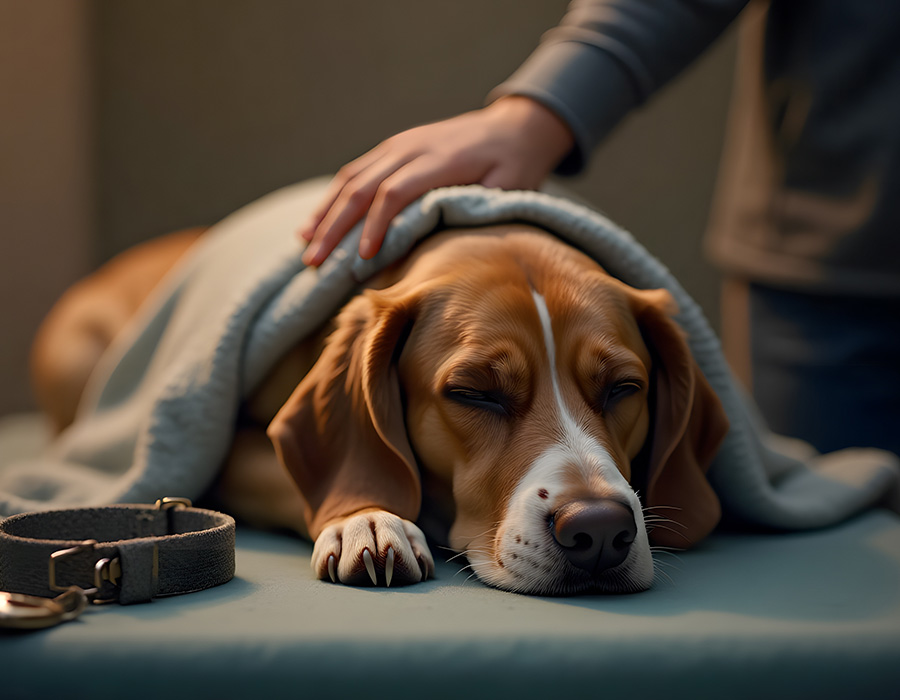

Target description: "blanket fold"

left=2, top=178, right=898, bottom=531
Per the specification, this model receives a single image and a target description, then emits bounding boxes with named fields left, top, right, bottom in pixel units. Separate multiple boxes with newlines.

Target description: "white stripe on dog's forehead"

left=528, top=290, right=629, bottom=488
left=531, top=291, right=579, bottom=439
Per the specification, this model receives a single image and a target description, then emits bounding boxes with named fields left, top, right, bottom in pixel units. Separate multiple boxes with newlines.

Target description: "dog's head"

left=269, top=226, right=729, bottom=594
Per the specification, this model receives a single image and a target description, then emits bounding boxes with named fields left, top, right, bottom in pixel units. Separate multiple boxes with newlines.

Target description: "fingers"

left=357, top=153, right=492, bottom=259
left=301, top=152, right=541, bottom=267
left=302, top=152, right=419, bottom=266
left=298, top=102, right=559, bottom=266
left=479, top=163, right=543, bottom=192
left=299, top=114, right=484, bottom=266
left=298, top=147, right=387, bottom=242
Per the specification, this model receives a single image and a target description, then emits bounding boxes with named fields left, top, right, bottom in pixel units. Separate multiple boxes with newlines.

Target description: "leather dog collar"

left=0, top=498, right=235, bottom=629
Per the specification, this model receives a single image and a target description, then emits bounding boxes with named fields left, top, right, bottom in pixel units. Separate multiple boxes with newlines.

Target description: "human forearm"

left=490, top=0, right=750, bottom=172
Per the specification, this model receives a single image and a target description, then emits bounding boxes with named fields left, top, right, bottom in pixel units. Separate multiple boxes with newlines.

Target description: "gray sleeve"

left=489, top=0, right=749, bottom=173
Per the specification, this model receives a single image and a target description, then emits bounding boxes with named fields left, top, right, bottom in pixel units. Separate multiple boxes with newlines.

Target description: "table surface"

left=3, top=507, right=899, bottom=700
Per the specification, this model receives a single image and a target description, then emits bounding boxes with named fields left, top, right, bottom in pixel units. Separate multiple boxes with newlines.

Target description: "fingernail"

left=359, top=239, right=375, bottom=260
left=297, top=216, right=317, bottom=240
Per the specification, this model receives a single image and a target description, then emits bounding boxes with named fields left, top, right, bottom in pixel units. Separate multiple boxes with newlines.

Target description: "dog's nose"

left=551, top=499, right=637, bottom=574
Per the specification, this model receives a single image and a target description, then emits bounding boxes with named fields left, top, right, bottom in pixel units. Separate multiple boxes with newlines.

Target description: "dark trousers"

left=748, top=284, right=900, bottom=457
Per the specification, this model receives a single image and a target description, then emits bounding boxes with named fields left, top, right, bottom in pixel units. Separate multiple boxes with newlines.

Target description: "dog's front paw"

left=311, top=509, right=435, bottom=587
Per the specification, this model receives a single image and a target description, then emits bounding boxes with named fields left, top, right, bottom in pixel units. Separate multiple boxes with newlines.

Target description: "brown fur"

left=32, top=224, right=729, bottom=592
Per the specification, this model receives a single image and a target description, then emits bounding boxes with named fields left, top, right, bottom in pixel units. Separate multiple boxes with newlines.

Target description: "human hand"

left=299, top=96, right=574, bottom=266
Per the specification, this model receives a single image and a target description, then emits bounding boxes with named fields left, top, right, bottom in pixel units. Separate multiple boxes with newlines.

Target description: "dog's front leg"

left=312, top=508, right=434, bottom=586
left=266, top=290, right=437, bottom=587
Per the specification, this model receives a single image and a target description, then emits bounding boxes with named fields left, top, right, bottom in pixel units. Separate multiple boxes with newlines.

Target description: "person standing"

left=299, top=0, right=900, bottom=456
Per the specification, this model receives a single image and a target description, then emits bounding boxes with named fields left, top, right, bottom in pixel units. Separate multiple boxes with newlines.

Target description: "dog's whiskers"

left=649, top=544, right=685, bottom=555
left=444, top=550, right=471, bottom=563
left=650, top=545, right=682, bottom=587
left=645, top=523, right=691, bottom=543
left=644, top=513, right=681, bottom=525
left=448, top=544, right=497, bottom=580
left=642, top=509, right=686, bottom=528
left=463, top=570, right=482, bottom=585
left=645, top=520, right=687, bottom=534
left=650, top=552, right=683, bottom=568
left=651, top=565, right=676, bottom=587
left=451, top=563, right=475, bottom=579
left=643, top=504, right=684, bottom=513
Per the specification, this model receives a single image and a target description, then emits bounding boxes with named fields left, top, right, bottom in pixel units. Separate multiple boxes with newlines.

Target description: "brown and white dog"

left=31, top=224, right=729, bottom=595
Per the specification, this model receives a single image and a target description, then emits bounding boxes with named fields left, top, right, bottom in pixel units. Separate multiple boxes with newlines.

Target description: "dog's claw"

left=314, top=512, right=432, bottom=589
left=363, top=547, right=377, bottom=585
left=385, top=547, right=395, bottom=588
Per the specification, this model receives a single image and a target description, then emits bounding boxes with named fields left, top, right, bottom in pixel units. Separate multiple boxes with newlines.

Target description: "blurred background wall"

left=1, top=0, right=736, bottom=415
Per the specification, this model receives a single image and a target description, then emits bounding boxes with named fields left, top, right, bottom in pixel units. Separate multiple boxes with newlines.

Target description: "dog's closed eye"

left=443, top=386, right=512, bottom=416
left=599, top=379, right=644, bottom=414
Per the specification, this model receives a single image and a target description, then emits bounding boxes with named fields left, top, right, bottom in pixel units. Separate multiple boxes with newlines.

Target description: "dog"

left=31, top=223, right=729, bottom=595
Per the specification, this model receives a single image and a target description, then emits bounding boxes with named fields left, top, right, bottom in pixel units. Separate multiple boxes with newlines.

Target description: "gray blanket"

left=2, top=178, right=898, bottom=529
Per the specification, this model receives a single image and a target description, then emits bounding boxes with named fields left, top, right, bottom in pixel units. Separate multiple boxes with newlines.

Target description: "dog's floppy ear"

left=631, top=288, right=729, bottom=549
left=267, top=289, right=420, bottom=538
